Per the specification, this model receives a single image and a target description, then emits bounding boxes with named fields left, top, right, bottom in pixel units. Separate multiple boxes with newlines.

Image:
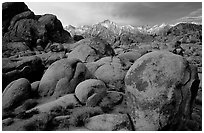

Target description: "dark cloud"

left=109, top=2, right=202, bottom=26
left=26, top=2, right=202, bottom=27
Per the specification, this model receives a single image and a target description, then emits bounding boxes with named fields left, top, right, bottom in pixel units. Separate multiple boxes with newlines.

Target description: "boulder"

left=38, top=58, right=91, bottom=98
left=125, top=51, right=200, bottom=130
left=85, top=114, right=132, bottom=131
left=75, top=79, right=107, bottom=104
left=3, top=78, right=31, bottom=111
left=93, top=57, right=127, bottom=91
left=67, top=37, right=115, bottom=62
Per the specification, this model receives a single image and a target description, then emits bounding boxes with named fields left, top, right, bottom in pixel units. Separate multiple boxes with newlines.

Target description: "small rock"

left=31, top=81, right=40, bottom=92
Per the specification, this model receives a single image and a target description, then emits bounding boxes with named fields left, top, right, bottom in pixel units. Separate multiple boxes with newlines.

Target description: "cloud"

left=172, top=8, right=202, bottom=24
left=26, top=2, right=202, bottom=27
left=189, top=8, right=202, bottom=17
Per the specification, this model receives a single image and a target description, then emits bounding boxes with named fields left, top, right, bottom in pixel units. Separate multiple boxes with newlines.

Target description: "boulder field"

left=2, top=2, right=202, bottom=131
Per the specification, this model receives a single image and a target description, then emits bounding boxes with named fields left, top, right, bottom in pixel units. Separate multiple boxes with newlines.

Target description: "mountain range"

left=65, top=19, right=201, bottom=37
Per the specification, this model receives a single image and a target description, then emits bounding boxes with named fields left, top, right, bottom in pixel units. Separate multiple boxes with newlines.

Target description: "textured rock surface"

left=125, top=51, right=199, bottom=130
left=93, top=57, right=127, bottom=91
left=2, top=42, right=31, bottom=58
left=117, top=51, right=142, bottom=70
left=38, top=14, right=72, bottom=43
left=85, top=113, right=132, bottom=131
left=2, top=2, right=30, bottom=34
left=3, top=113, right=53, bottom=131
left=3, top=18, right=47, bottom=45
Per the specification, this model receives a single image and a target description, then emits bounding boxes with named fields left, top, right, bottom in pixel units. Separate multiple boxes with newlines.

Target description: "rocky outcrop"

left=2, top=2, right=72, bottom=58
left=38, top=14, right=72, bottom=43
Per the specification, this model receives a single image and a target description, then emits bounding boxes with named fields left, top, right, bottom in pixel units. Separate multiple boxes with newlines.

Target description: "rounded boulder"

left=125, top=51, right=198, bottom=130
left=75, top=79, right=107, bottom=104
left=94, top=57, right=127, bottom=91
left=3, top=78, right=31, bottom=111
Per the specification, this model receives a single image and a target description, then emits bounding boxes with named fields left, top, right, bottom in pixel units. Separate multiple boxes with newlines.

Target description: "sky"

left=26, top=2, right=202, bottom=27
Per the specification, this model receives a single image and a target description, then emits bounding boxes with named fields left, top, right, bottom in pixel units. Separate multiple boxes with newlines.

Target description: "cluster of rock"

left=2, top=2, right=202, bottom=131
left=2, top=2, right=73, bottom=58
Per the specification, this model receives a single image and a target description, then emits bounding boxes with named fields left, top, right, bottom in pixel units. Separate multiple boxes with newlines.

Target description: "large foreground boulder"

left=125, top=51, right=200, bottom=130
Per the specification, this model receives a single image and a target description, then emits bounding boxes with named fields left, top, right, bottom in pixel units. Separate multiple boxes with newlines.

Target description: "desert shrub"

left=68, top=106, right=103, bottom=127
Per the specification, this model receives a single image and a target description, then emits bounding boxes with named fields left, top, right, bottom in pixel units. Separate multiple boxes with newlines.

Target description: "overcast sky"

left=26, top=2, right=202, bottom=27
